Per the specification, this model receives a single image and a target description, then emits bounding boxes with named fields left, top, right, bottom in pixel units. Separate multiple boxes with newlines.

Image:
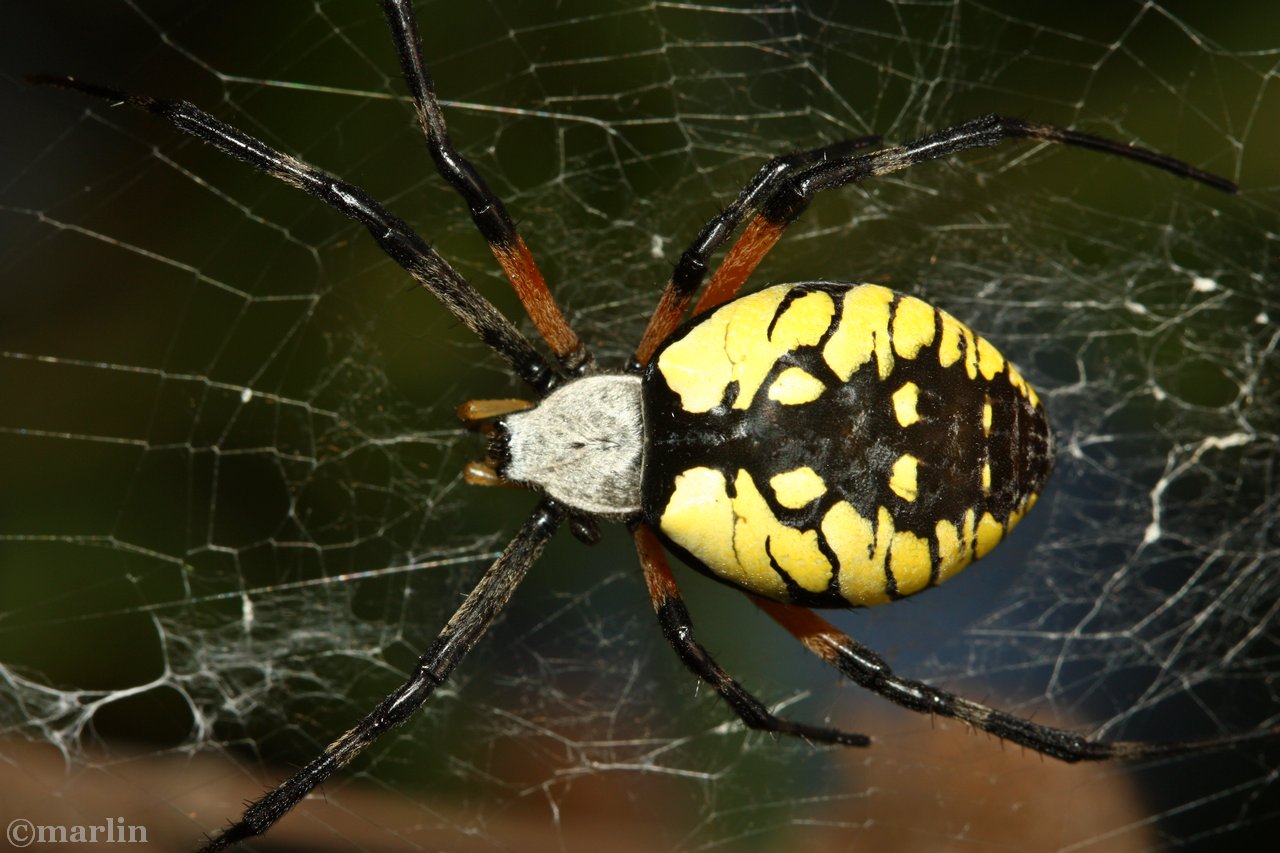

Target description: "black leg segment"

left=381, top=0, right=591, bottom=375
left=754, top=596, right=1278, bottom=763
left=28, top=73, right=559, bottom=394
left=196, top=502, right=564, bottom=851
left=634, top=526, right=869, bottom=748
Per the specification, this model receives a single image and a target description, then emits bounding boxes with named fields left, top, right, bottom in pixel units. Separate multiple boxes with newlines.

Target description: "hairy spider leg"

left=693, top=114, right=1239, bottom=316
left=197, top=502, right=564, bottom=852
left=753, top=595, right=1279, bottom=762
left=382, top=0, right=591, bottom=377
left=632, top=134, right=882, bottom=368
left=26, top=74, right=561, bottom=395
left=633, top=525, right=869, bottom=747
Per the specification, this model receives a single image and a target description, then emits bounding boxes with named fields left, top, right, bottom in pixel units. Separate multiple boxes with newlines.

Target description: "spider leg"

left=197, top=501, right=564, bottom=852
left=632, top=134, right=882, bottom=368
left=381, top=0, right=591, bottom=376
left=693, top=114, right=1239, bottom=317
left=633, top=525, right=869, bottom=747
left=752, top=595, right=1279, bottom=763
left=27, top=74, right=559, bottom=395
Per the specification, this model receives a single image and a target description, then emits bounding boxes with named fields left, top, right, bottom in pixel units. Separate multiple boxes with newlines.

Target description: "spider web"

left=3, top=0, right=1278, bottom=849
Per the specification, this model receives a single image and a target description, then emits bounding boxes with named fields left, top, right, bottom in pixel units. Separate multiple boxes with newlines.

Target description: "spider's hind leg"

left=752, top=595, right=1279, bottom=762
left=634, top=525, right=870, bottom=748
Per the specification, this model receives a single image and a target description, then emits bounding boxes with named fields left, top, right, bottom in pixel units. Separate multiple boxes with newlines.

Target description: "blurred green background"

left=3, top=1, right=1278, bottom=849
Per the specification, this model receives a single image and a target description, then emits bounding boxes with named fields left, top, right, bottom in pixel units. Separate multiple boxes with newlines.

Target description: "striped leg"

left=382, top=0, right=591, bottom=376
left=752, top=595, right=1276, bottom=762
left=197, top=502, right=564, bottom=851
left=28, top=73, right=558, bottom=394
left=632, top=135, right=881, bottom=368
left=675, top=115, right=1238, bottom=331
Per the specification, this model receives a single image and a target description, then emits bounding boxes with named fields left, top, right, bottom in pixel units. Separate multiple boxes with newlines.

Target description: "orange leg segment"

left=492, top=237, right=591, bottom=373
left=633, top=525, right=870, bottom=747
left=692, top=215, right=785, bottom=316
left=749, top=594, right=1277, bottom=761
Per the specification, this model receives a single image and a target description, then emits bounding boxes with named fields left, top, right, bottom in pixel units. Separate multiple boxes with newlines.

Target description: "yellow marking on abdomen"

left=768, top=367, right=826, bottom=405
left=938, top=312, right=963, bottom=368
left=1007, top=361, right=1041, bottom=407
left=934, top=518, right=973, bottom=583
left=659, top=465, right=836, bottom=599
left=982, top=396, right=993, bottom=435
left=724, top=290, right=835, bottom=409
left=823, top=285, right=895, bottom=381
left=731, top=471, right=831, bottom=593
left=656, top=286, right=835, bottom=413
left=890, top=529, right=931, bottom=596
left=892, top=381, right=920, bottom=427
left=891, top=295, right=936, bottom=359
left=828, top=503, right=892, bottom=606
left=976, top=335, right=1006, bottom=380
left=1007, top=491, right=1040, bottom=530
left=889, top=454, right=919, bottom=502
left=981, top=461, right=991, bottom=493
left=660, top=467, right=760, bottom=590
left=770, top=467, right=826, bottom=509
left=976, top=511, right=1004, bottom=558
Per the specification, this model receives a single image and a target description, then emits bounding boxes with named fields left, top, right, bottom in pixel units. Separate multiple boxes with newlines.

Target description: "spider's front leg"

left=633, top=134, right=882, bottom=367
left=642, top=113, right=1240, bottom=355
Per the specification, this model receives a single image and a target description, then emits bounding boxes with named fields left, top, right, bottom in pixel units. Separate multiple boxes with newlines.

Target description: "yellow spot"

left=934, top=519, right=972, bottom=583
left=1008, top=491, right=1041, bottom=531
left=960, top=508, right=976, bottom=561
left=937, top=310, right=979, bottom=379
left=1008, top=362, right=1042, bottom=408
left=657, top=286, right=834, bottom=413
left=962, top=323, right=979, bottom=380
left=938, top=312, right=964, bottom=368
left=1006, top=362, right=1027, bottom=398
left=659, top=467, right=751, bottom=588
left=976, top=511, right=1004, bottom=558
left=731, top=471, right=831, bottom=594
left=726, top=290, right=835, bottom=409
left=892, top=382, right=920, bottom=427
left=889, top=454, right=919, bottom=502
left=828, top=503, right=892, bottom=606
left=770, top=467, right=826, bottom=509
left=982, top=397, right=993, bottom=436
left=976, top=335, right=1005, bottom=380
left=823, top=284, right=894, bottom=381
left=768, top=367, right=826, bottom=405
left=890, top=529, right=931, bottom=596
left=981, top=461, right=991, bottom=493
left=655, top=319, right=735, bottom=414
left=891, top=295, right=936, bottom=360
left=661, top=467, right=838, bottom=599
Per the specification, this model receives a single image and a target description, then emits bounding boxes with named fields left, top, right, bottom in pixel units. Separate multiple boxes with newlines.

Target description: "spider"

left=31, top=1, right=1276, bottom=849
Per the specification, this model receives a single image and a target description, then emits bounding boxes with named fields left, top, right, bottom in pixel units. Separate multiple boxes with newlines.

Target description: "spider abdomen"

left=640, top=282, right=1053, bottom=607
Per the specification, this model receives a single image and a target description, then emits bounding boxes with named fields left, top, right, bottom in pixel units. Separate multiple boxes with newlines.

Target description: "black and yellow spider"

left=31, top=1, right=1274, bottom=849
